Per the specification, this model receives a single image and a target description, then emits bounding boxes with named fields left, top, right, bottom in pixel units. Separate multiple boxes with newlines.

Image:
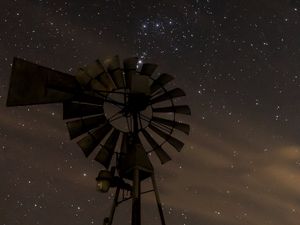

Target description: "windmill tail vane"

left=6, top=55, right=191, bottom=225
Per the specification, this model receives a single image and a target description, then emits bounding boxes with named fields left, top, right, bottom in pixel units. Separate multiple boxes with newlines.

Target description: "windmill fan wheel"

left=64, top=55, right=191, bottom=168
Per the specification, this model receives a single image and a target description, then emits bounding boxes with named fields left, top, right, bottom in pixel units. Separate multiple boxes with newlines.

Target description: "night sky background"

left=2, top=0, right=300, bottom=225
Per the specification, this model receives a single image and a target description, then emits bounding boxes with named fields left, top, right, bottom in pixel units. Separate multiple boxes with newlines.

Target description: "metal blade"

left=95, top=129, right=120, bottom=168
left=7, top=58, right=78, bottom=106
left=148, top=124, right=184, bottom=151
left=66, top=115, right=107, bottom=139
left=77, top=123, right=112, bottom=157
left=77, top=59, right=116, bottom=91
left=93, top=60, right=116, bottom=91
left=151, top=116, right=190, bottom=134
left=90, top=79, right=107, bottom=92
left=124, top=57, right=138, bottom=71
left=76, top=60, right=108, bottom=88
left=76, top=68, right=91, bottom=87
left=85, top=60, right=106, bottom=79
left=130, top=75, right=150, bottom=94
left=141, top=129, right=171, bottom=164
left=76, top=63, right=108, bottom=91
left=96, top=72, right=116, bottom=91
left=63, top=101, right=104, bottom=119
left=140, top=63, right=158, bottom=76
left=123, top=57, right=138, bottom=89
left=104, top=55, right=125, bottom=88
left=150, top=88, right=185, bottom=104
left=152, top=105, right=191, bottom=115
left=150, top=73, right=174, bottom=94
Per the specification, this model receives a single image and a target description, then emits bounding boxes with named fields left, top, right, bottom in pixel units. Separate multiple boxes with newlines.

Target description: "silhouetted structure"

left=6, top=56, right=191, bottom=225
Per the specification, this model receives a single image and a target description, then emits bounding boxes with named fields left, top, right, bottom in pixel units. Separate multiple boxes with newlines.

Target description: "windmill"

left=6, top=56, right=191, bottom=225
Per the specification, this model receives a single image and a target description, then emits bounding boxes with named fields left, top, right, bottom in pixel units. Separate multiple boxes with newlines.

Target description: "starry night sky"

left=1, top=0, right=300, bottom=225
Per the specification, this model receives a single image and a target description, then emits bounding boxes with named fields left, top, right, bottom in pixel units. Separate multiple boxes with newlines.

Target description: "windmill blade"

left=150, top=88, right=185, bottom=104
left=150, top=73, right=174, bottom=94
left=76, top=68, right=92, bottom=87
left=66, top=115, right=107, bottom=139
left=130, top=75, right=150, bottom=94
left=77, top=123, right=113, bottom=157
left=77, top=60, right=116, bottom=90
left=76, top=70, right=107, bottom=92
left=90, top=79, right=107, bottom=92
left=85, top=60, right=106, bottom=79
left=148, top=124, right=184, bottom=151
left=152, top=105, right=191, bottom=115
left=7, top=57, right=78, bottom=106
left=95, top=129, right=120, bottom=168
left=124, top=57, right=138, bottom=71
left=96, top=72, right=116, bottom=91
left=76, top=60, right=106, bottom=87
left=123, top=57, right=138, bottom=89
left=63, top=101, right=104, bottom=119
left=104, top=55, right=125, bottom=88
left=141, top=129, right=171, bottom=164
left=140, top=63, right=158, bottom=76
left=152, top=116, right=190, bottom=134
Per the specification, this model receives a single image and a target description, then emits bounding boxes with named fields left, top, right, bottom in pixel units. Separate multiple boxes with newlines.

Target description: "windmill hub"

left=103, top=89, right=152, bottom=132
left=126, top=93, right=149, bottom=113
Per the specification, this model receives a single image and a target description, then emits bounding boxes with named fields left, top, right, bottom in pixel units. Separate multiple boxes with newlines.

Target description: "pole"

left=131, top=112, right=141, bottom=225
left=104, top=186, right=120, bottom=225
left=132, top=168, right=141, bottom=225
left=151, top=174, right=166, bottom=225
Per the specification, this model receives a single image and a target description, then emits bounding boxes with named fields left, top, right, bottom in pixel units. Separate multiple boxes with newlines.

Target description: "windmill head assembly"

left=6, top=55, right=191, bottom=225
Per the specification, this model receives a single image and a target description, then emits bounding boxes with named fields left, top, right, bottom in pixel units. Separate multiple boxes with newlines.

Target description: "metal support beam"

left=132, top=168, right=141, bottom=225
left=151, top=174, right=166, bottom=225
left=104, top=186, right=120, bottom=225
left=131, top=112, right=141, bottom=225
